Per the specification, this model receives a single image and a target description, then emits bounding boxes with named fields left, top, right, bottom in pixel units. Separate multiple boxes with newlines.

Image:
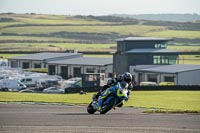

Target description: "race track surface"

left=0, top=104, right=200, bottom=133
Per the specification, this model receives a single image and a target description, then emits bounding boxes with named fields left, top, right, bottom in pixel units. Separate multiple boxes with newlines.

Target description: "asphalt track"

left=0, top=104, right=200, bottom=133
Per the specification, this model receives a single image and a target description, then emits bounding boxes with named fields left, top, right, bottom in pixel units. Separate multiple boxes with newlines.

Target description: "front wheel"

left=100, top=97, right=117, bottom=114
left=87, top=102, right=96, bottom=114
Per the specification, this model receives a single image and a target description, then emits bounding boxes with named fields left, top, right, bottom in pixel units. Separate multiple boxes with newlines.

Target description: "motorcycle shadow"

left=56, top=112, right=125, bottom=115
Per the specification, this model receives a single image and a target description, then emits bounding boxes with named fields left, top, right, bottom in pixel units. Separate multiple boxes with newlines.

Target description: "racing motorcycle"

left=87, top=81, right=129, bottom=114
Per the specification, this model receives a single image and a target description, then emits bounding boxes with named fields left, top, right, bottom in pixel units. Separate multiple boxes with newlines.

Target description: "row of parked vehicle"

left=0, top=67, right=68, bottom=93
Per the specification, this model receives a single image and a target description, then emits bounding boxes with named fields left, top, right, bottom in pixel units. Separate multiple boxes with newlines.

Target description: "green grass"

left=1, top=14, right=199, bottom=43
left=0, top=54, right=113, bottom=59
left=0, top=43, right=116, bottom=52
left=1, top=25, right=165, bottom=35
left=168, top=45, right=200, bottom=52
left=0, top=14, right=111, bottom=26
left=0, top=35, right=75, bottom=42
left=144, top=30, right=200, bottom=39
left=84, top=54, right=113, bottom=58
left=0, top=54, right=25, bottom=59
left=126, top=91, right=200, bottom=112
left=0, top=91, right=200, bottom=113
left=0, top=92, right=93, bottom=105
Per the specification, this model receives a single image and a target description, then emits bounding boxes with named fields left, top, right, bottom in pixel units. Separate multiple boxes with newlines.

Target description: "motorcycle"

left=87, top=81, right=129, bottom=114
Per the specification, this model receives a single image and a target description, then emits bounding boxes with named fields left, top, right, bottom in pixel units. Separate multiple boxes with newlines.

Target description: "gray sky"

left=0, top=0, right=200, bottom=15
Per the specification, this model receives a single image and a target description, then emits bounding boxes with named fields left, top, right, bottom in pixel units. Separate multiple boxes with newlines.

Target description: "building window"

left=86, top=68, right=95, bottom=73
left=155, top=43, right=167, bottom=49
left=154, top=55, right=177, bottom=65
left=26, top=78, right=32, bottom=82
left=164, top=76, right=174, bottom=82
left=168, top=56, right=177, bottom=64
left=22, top=62, right=30, bottom=69
left=108, top=73, right=113, bottom=78
left=147, top=74, right=157, bottom=82
left=101, top=70, right=105, bottom=73
left=153, top=56, right=161, bottom=64
left=34, top=63, right=41, bottom=68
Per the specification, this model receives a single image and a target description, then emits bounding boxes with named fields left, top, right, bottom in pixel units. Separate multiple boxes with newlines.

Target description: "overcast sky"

left=0, top=0, right=200, bottom=15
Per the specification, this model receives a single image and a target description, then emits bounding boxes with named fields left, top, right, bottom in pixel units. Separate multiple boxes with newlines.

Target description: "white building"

left=8, top=52, right=82, bottom=69
left=47, top=57, right=113, bottom=79
left=130, top=64, right=200, bottom=85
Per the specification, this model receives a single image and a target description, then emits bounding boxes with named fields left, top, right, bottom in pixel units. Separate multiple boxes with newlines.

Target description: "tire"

left=87, top=103, right=96, bottom=114
left=116, top=102, right=123, bottom=107
left=100, top=97, right=117, bottom=114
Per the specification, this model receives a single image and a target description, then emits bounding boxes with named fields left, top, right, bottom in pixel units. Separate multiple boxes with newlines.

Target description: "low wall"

left=65, top=86, right=101, bottom=93
left=133, top=85, right=200, bottom=91
left=65, top=85, right=200, bottom=93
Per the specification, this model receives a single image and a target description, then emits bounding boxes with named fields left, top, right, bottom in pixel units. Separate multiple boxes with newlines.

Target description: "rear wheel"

left=100, top=97, right=116, bottom=114
left=87, top=102, right=96, bottom=114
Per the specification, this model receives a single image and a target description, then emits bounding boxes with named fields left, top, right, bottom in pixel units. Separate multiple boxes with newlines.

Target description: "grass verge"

left=0, top=91, right=200, bottom=113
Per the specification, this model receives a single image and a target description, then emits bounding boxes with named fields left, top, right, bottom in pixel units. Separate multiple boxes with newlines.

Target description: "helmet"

left=106, top=79, right=113, bottom=86
left=122, top=72, right=132, bottom=84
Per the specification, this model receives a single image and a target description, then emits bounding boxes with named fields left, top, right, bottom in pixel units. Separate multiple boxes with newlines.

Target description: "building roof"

left=8, top=52, right=82, bottom=60
left=48, top=57, right=113, bottom=66
left=116, top=37, right=172, bottom=42
left=126, top=48, right=178, bottom=54
left=136, top=64, right=200, bottom=74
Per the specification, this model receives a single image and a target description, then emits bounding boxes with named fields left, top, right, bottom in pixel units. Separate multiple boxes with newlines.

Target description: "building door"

left=73, top=67, right=81, bottom=77
left=61, top=66, right=68, bottom=79
left=22, top=62, right=30, bottom=69
left=11, top=61, right=18, bottom=68
left=48, top=65, right=56, bottom=75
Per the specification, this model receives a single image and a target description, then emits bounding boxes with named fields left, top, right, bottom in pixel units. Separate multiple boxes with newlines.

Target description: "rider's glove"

left=125, top=97, right=129, bottom=101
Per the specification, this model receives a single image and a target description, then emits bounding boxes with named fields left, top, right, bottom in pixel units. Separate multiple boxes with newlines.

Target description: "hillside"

left=0, top=13, right=200, bottom=53
left=113, top=13, right=200, bottom=22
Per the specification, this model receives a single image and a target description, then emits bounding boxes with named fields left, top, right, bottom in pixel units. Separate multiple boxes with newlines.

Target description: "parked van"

left=19, top=76, right=39, bottom=87
left=60, top=77, right=82, bottom=89
left=0, top=79, right=26, bottom=91
left=20, top=75, right=63, bottom=87
left=36, top=79, right=60, bottom=90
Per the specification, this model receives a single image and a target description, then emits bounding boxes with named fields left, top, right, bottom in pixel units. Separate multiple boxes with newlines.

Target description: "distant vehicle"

left=19, top=76, right=39, bottom=87
left=20, top=75, right=62, bottom=87
left=159, top=82, right=174, bottom=86
left=60, top=77, right=82, bottom=89
left=140, top=82, right=158, bottom=86
left=19, top=89, right=34, bottom=93
left=0, top=79, right=26, bottom=92
left=36, top=79, right=60, bottom=89
left=67, top=77, right=81, bottom=82
left=43, top=87, right=64, bottom=94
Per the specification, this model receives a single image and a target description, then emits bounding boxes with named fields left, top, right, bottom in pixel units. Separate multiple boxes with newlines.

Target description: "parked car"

left=159, top=82, right=174, bottom=86
left=43, top=87, right=64, bottom=94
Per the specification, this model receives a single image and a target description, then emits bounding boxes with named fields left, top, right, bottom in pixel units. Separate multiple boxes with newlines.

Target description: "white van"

left=20, top=75, right=63, bottom=88
left=0, top=79, right=26, bottom=91
left=60, top=77, right=82, bottom=89
left=19, top=76, right=39, bottom=87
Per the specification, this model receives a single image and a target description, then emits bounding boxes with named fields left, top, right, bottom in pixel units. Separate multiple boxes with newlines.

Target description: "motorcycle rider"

left=93, top=72, right=133, bottom=102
